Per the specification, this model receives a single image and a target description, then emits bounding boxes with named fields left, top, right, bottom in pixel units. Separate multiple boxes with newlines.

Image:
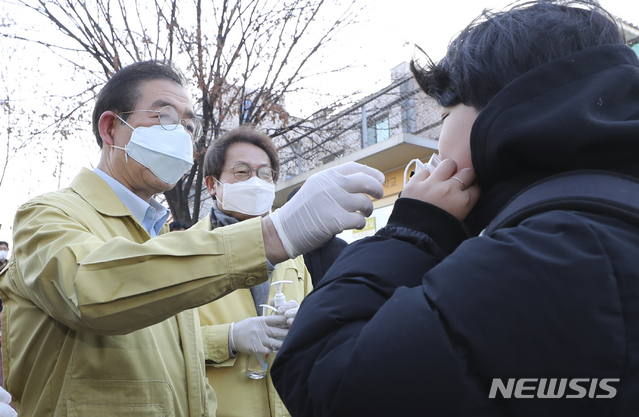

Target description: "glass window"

left=367, top=115, right=390, bottom=145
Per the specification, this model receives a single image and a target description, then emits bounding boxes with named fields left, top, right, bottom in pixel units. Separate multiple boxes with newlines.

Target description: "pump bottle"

left=271, top=280, right=293, bottom=308
left=245, top=304, right=275, bottom=380
left=245, top=280, right=292, bottom=379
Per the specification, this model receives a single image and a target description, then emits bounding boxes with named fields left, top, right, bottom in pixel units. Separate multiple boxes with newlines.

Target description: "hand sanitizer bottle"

left=271, top=280, right=293, bottom=309
left=245, top=280, right=294, bottom=379
left=245, top=304, right=273, bottom=380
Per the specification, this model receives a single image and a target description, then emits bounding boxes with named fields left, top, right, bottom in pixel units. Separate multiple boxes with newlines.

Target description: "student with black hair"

left=272, top=1, right=639, bottom=415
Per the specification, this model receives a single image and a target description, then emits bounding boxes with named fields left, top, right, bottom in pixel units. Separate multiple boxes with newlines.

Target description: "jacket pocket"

left=67, top=403, right=165, bottom=417
left=65, top=379, right=174, bottom=417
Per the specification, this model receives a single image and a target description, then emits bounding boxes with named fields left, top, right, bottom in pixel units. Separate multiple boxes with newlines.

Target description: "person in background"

left=196, top=127, right=311, bottom=417
left=0, top=244, right=14, bottom=414
left=0, top=60, right=384, bottom=417
left=0, top=242, right=8, bottom=271
left=286, top=188, right=347, bottom=287
left=0, top=241, right=6, bottom=387
left=0, top=280, right=2, bottom=387
left=272, top=1, right=639, bottom=415
left=169, top=219, right=190, bottom=231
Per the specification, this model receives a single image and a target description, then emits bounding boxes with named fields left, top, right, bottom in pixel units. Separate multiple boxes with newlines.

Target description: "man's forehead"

left=149, top=99, right=197, bottom=119
left=225, top=143, right=271, bottom=166
left=137, top=79, right=194, bottom=114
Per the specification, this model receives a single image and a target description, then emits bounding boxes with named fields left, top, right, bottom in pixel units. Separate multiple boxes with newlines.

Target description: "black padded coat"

left=271, top=44, right=639, bottom=416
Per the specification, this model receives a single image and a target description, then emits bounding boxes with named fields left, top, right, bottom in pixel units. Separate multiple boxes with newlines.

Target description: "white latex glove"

left=269, top=299, right=300, bottom=328
left=230, top=315, right=288, bottom=355
left=269, top=162, right=384, bottom=258
left=0, top=386, right=16, bottom=417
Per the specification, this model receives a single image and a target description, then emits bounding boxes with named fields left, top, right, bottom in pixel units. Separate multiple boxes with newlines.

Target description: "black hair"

left=204, top=126, right=280, bottom=182
left=411, top=0, right=623, bottom=110
left=92, top=60, right=187, bottom=148
left=0, top=241, right=8, bottom=248
left=169, top=220, right=190, bottom=231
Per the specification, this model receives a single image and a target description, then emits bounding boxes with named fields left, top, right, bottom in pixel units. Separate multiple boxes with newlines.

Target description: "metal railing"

left=273, top=75, right=442, bottom=181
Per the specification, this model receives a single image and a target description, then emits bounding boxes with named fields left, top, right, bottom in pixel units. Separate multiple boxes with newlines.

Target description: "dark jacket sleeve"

left=271, top=199, right=628, bottom=417
left=304, top=236, right=349, bottom=287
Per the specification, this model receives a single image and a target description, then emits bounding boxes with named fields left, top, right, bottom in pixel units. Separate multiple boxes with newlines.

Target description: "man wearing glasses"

left=0, top=61, right=384, bottom=417
left=196, top=126, right=312, bottom=417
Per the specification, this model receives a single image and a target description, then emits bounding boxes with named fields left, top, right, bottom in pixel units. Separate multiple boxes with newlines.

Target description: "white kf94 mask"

left=113, top=121, right=194, bottom=185
left=217, top=176, right=275, bottom=216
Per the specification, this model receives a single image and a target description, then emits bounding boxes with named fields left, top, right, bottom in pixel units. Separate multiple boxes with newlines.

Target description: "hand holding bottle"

left=269, top=299, right=299, bottom=327
left=230, top=315, right=288, bottom=355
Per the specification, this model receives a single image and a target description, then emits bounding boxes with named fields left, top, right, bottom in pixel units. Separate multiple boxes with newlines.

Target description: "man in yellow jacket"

left=197, top=127, right=313, bottom=417
left=0, top=60, right=384, bottom=417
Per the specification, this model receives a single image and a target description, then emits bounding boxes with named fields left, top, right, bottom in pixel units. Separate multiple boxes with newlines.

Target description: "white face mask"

left=217, top=176, right=275, bottom=216
left=0, top=250, right=8, bottom=260
left=113, top=120, right=194, bottom=185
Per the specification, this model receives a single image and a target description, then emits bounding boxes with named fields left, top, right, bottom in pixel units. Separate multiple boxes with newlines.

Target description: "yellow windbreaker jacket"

left=0, top=168, right=269, bottom=417
left=196, top=221, right=313, bottom=417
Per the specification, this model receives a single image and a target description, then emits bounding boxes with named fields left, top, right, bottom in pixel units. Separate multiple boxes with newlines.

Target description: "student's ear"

left=98, top=111, right=119, bottom=147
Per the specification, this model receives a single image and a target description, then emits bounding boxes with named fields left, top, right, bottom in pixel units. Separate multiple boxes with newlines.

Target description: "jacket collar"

left=471, top=44, right=639, bottom=193
left=70, top=168, right=132, bottom=217
left=209, top=201, right=240, bottom=230
left=464, top=44, right=639, bottom=235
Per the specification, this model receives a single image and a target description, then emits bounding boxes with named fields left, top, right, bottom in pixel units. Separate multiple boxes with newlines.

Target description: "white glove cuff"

left=268, top=209, right=298, bottom=259
left=228, top=322, right=237, bottom=357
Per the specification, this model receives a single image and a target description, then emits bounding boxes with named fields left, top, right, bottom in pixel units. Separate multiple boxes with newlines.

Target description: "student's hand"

left=401, top=158, right=480, bottom=221
left=268, top=162, right=384, bottom=259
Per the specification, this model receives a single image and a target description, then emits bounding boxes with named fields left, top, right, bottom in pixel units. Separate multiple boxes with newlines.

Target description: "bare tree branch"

left=2, top=0, right=361, bottom=221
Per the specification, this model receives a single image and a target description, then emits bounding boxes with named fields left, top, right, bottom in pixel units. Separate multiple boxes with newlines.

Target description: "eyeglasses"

left=117, top=105, right=202, bottom=140
left=222, top=163, right=276, bottom=183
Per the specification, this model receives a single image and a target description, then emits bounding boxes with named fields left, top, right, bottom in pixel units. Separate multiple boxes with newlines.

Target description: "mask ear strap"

left=115, top=114, right=135, bottom=131
left=112, top=114, right=134, bottom=163
left=404, top=159, right=418, bottom=186
left=111, top=145, right=129, bottom=163
left=214, top=177, right=224, bottom=204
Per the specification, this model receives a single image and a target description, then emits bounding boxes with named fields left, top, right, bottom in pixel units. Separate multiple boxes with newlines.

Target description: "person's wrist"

left=387, top=198, right=467, bottom=254
left=261, top=215, right=289, bottom=264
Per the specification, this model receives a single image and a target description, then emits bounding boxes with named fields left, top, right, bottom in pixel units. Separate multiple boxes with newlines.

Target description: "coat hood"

left=465, top=44, right=639, bottom=235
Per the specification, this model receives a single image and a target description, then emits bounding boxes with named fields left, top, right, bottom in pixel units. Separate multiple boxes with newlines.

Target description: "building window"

left=367, top=115, right=390, bottom=146
left=322, top=150, right=344, bottom=165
